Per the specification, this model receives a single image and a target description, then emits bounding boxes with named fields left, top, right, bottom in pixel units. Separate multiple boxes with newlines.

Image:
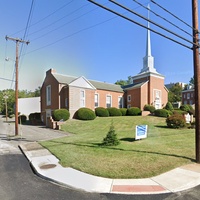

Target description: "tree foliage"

left=168, top=83, right=182, bottom=103
left=0, top=87, right=40, bottom=115
left=115, top=76, right=132, bottom=86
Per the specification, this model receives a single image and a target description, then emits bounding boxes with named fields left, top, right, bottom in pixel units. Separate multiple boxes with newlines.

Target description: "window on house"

left=189, top=100, right=193, bottom=105
left=106, top=95, right=112, bottom=108
left=187, top=93, right=190, bottom=99
left=191, top=93, right=194, bottom=98
left=184, top=94, right=186, bottom=99
left=95, top=93, right=99, bottom=108
left=80, top=90, right=85, bottom=107
left=118, top=96, right=123, bottom=108
left=127, top=104, right=131, bottom=108
left=127, top=95, right=131, bottom=102
left=46, top=85, right=51, bottom=106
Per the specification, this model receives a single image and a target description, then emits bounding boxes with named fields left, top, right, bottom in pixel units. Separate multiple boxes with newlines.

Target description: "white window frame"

left=127, top=104, right=131, bottom=108
left=80, top=90, right=85, bottom=107
left=118, top=96, right=123, bottom=108
left=95, top=93, right=99, bottom=108
left=106, top=95, right=112, bottom=108
left=127, top=95, right=131, bottom=102
left=187, top=93, right=190, bottom=99
left=46, top=85, right=51, bottom=106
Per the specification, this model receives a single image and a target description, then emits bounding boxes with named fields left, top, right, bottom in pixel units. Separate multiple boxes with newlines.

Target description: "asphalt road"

left=0, top=116, right=200, bottom=199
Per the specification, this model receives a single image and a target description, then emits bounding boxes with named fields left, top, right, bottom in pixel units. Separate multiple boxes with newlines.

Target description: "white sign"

left=135, top=125, right=148, bottom=140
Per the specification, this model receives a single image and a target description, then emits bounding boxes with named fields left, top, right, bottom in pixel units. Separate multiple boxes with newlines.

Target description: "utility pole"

left=192, top=0, right=200, bottom=163
left=5, top=36, right=29, bottom=136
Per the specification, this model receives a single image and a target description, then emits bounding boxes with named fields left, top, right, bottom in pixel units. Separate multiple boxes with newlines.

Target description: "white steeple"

left=140, top=4, right=157, bottom=74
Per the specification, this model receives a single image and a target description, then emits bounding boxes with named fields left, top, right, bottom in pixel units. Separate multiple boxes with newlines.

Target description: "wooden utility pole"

left=192, top=0, right=200, bottom=163
left=5, top=36, right=29, bottom=136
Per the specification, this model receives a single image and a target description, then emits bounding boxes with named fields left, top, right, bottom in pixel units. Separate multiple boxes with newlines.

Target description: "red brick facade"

left=41, top=69, right=168, bottom=125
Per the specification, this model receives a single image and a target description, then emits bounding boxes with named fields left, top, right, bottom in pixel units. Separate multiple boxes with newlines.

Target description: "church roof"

left=122, top=81, right=148, bottom=90
left=52, top=72, right=123, bottom=93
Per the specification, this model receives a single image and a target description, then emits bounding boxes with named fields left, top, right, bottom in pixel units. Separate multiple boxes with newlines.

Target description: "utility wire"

left=31, top=4, right=98, bottom=42
left=88, top=0, right=193, bottom=50
left=29, top=3, right=91, bottom=37
left=11, top=0, right=74, bottom=36
left=133, top=0, right=194, bottom=38
left=150, top=0, right=196, bottom=32
left=109, top=0, right=195, bottom=46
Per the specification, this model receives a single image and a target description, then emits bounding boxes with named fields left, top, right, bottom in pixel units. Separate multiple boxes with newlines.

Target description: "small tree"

left=102, top=123, right=120, bottom=146
left=165, top=102, right=174, bottom=111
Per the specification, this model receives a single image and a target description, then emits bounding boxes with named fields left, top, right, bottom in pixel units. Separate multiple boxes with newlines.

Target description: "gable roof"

left=52, top=72, right=123, bottom=93
left=122, top=81, right=148, bottom=90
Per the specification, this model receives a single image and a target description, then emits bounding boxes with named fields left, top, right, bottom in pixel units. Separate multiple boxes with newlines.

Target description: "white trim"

left=94, top=93, right=99, bottom=108
left=106, top=95, right=112, bottom=108
left=46, top=85, right=51, bottom=106
left=127, top=95, right=131, bottom=102
left=80, top=90, right=85, bottom=107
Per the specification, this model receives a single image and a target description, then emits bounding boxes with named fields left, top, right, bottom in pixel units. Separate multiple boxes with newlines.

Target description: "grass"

left=39, top=116, right=195, bottom=179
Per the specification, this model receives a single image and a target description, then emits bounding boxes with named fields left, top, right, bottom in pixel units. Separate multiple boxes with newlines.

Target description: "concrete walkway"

left=19, top=142, right=200, bottom=195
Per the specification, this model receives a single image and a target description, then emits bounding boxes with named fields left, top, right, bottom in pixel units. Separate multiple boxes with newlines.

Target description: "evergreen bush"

left=120, top=108, right=127, bottom=116
left=143, top=104, right=155, bottom=113
left=165, top=102, right=174, bottom=111
left=166, top=114, right=186, bottom=128
left=180, top=104, right=191, bottom=112
left=53, top=109, right=70, bottom=121
left=76, top=108, right=96, bottom=120
left=102, top=123, right=120, bottom=146
left=95, top=107, right=109, bottom=117
left=127, top=107, right=141, bottom=116
left=106, top=107, right=122, bottom=116
left=154, top=109, right=171, bottom=118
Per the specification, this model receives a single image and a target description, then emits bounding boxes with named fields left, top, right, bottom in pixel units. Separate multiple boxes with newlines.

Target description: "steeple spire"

left=140, top=4, right=157, bottom=74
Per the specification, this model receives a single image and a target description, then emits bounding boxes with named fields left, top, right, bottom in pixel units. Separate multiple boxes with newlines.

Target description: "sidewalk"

left=19, top=142, right=200, bottom=195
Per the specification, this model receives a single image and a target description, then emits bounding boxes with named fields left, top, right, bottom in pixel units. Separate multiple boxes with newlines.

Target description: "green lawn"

left=40, top=116, right=195, bottom=179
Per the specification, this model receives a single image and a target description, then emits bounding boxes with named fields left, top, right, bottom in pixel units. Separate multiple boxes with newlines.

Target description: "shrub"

left=180, top=104, right=191, bottom=112
left=120, top=108, right=127, bottom=116
left=165, top=102, right=174, bottom=111
left=53, top=109, right=70, bottom=121
left=18, top=115, right=27, bottom=124
left=102, top=123, right=120, bottom=146
left=143, top=104, right=155, bottom=113
left=173, top=109, right=187, bottom=115
left=76, top=108, right=96, bottom=120
left=95, top=107, right=109, bottom=117
left=154, top=109, right=171, bottom=118
left=127, top=107, right=141, bottom=116
left=107, top=107, right=122, bottom=116
left=166, top=114, right=186, bottom=128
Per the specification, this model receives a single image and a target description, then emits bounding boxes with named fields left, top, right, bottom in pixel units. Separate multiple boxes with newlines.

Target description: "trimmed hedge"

left=154, top=109, right=171, bottom=118
left=76, top=108, right=96, bottom=120
left=95, top=107, right=109, bottom=117
left=120, top=108, right=127, bottom=116
left=53, top=109, right=70, bottom=121
left=180, top=104, right=192, bottom=112
left=143, top=104, right=155, bottom=113
left=107, top=107, right=122, bottom=116
left=127, top=107, right=141, bottom=116
left=166, top=114, right=186, bottom=128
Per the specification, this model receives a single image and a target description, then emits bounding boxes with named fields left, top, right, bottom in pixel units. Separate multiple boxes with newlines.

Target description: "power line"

left=133, top=0, right=194, bottom=38
left=151, top=0, right=196, bottom=32
left=109, top=0, right=194, bottom=46
left=11, top=0, right=74, bottom=36
left=88, top=0, right=193, bottom=50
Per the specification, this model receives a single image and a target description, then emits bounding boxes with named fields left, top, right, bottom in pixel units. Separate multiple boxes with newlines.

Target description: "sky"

left=0, top=0, right=197, bottom=91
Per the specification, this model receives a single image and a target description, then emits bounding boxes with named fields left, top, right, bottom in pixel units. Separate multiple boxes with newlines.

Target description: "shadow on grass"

left=155, top=125, right=168, bottom=128
left=41, top=140, right=195, bottom=162
left=120, top=137, right=135, bottom=142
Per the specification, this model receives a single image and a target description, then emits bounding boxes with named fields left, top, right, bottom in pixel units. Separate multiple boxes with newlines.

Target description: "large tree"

left=168, top=83, right=182, bottom=103
left=115, top=76, right=132, bottom=86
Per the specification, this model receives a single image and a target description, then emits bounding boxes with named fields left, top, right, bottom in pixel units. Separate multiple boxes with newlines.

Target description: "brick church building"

left=41, top=23, right=168, bottom=125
